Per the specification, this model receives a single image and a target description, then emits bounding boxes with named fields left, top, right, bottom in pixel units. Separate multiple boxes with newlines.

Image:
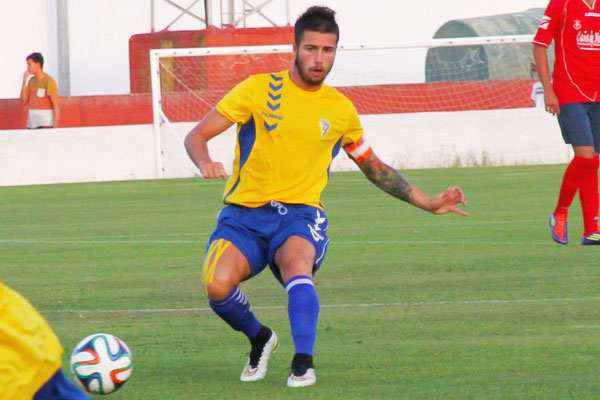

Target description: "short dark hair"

left=26, top=52, right=44, bottom=68
left=294, top=6, right=339, bottom=45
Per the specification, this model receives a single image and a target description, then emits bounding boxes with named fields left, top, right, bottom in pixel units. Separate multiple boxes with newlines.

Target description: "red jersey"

left=533, top=0, right=600, bottom=104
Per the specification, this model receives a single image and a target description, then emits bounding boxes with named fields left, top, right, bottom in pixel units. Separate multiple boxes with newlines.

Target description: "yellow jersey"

left=216, top=70, right=364, bottom=209
left=0, top=282, right=63, bottom=400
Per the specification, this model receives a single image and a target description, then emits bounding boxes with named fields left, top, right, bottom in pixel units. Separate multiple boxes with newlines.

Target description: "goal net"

left=150, top=35, right=540, bottom=178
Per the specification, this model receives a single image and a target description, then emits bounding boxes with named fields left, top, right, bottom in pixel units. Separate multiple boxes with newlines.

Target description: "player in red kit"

left=533, top=0, right=600, bottom=245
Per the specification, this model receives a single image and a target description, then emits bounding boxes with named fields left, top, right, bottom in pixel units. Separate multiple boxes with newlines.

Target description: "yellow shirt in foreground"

left=0, top=282, right=63, bottom=400
left=216, top=70, right=364, bottom=208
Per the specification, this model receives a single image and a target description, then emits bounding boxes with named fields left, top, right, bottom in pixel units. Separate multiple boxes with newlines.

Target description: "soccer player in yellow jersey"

left=185, top=6, right=468, bottom=388
left=0, top=281, right=88, bottom=400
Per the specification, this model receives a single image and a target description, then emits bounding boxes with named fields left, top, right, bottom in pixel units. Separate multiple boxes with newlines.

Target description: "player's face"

left=293, top=31, right=337, bottom=89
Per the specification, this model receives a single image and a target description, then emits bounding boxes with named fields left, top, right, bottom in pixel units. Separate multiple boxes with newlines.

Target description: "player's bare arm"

left=21, top=70, right=30, bottom=104
left=356, top=151, right=413, bottom=202
left=532, top=45, right=559, bottom=116
left=184, top=108, right=233, bottom=179
left=348, top=147, right=468, bottom=216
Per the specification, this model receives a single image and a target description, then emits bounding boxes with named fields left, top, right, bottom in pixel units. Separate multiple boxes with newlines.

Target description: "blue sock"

left=209, top=287, right=262, bottom=339
left=286, top=276, right=319, bottom=356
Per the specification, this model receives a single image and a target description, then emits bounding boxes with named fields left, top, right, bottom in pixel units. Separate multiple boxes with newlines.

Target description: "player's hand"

left=23, top=70, right=31, bottom=83
left=544, top=89, right=560, bottom=116
left=429, top=186, right=468, bottom=216
left=199, top=161, right=228, bottom=180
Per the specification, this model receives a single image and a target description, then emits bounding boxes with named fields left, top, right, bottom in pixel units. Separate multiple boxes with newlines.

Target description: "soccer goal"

left=150, top=34, right=536, bottom=178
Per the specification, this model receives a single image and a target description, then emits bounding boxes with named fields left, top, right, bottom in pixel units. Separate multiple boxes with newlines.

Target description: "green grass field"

left=1, top=165, right=599, bottom=399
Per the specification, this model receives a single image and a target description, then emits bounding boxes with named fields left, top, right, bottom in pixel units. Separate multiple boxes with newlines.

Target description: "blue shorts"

left=34, top=369, right=88, bottom=400
left=558, top=102, right=600, bottom=152
left=207, top=201, right=330, bottom=284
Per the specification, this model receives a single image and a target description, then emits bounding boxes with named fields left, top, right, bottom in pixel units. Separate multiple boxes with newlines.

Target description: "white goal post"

left=149, top=34, right=535, bottom=179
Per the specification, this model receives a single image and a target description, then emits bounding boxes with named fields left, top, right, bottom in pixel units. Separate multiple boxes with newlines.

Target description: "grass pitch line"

left=0, top=238, right=203, bottom=245
left=0, top=238, right=553, bottom=246
left=44, top=296, right=600, bottom=315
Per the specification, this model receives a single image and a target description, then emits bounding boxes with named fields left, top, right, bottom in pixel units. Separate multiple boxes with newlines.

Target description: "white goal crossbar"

left=149, top=34, right=534, bottom=178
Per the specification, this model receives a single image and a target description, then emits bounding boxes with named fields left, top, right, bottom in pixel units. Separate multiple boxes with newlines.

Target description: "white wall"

left=0, top=0, right=549, bottom=99
left=0, top=109, right=569, bottom=187
left=0, top=125, right=156, bottom=186
left=1, top=1, right=57, bottom=99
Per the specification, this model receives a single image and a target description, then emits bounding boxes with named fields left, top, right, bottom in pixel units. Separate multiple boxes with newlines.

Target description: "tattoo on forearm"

left=360, top=158, right=413, bottom=203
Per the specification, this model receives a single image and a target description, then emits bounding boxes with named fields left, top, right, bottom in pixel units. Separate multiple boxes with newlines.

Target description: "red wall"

left=0, top=80, right=536, bottom=130
left=340, top=79, right=536, bottom=114
left=1, top=99, right=27, bottom=130
left=0, top=94, right=152, bottom=129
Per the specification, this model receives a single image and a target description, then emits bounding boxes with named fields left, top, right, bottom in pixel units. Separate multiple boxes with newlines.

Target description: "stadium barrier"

left=0, top=108, right=570, bottom=187
left=0, top=78, right=535, bottom=131
left=0, top=95, right=153, bottom=130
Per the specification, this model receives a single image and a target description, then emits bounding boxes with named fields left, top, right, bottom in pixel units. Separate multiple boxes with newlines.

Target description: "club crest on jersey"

left=319, top=119, right=331, bottom=139
left=573, top=20, right=582, bottom=30
left=539, top=15, right=551, bottom=30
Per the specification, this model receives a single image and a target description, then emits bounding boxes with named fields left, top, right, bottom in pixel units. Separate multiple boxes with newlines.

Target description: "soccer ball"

left=70, top=333, right=133, bottom=394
